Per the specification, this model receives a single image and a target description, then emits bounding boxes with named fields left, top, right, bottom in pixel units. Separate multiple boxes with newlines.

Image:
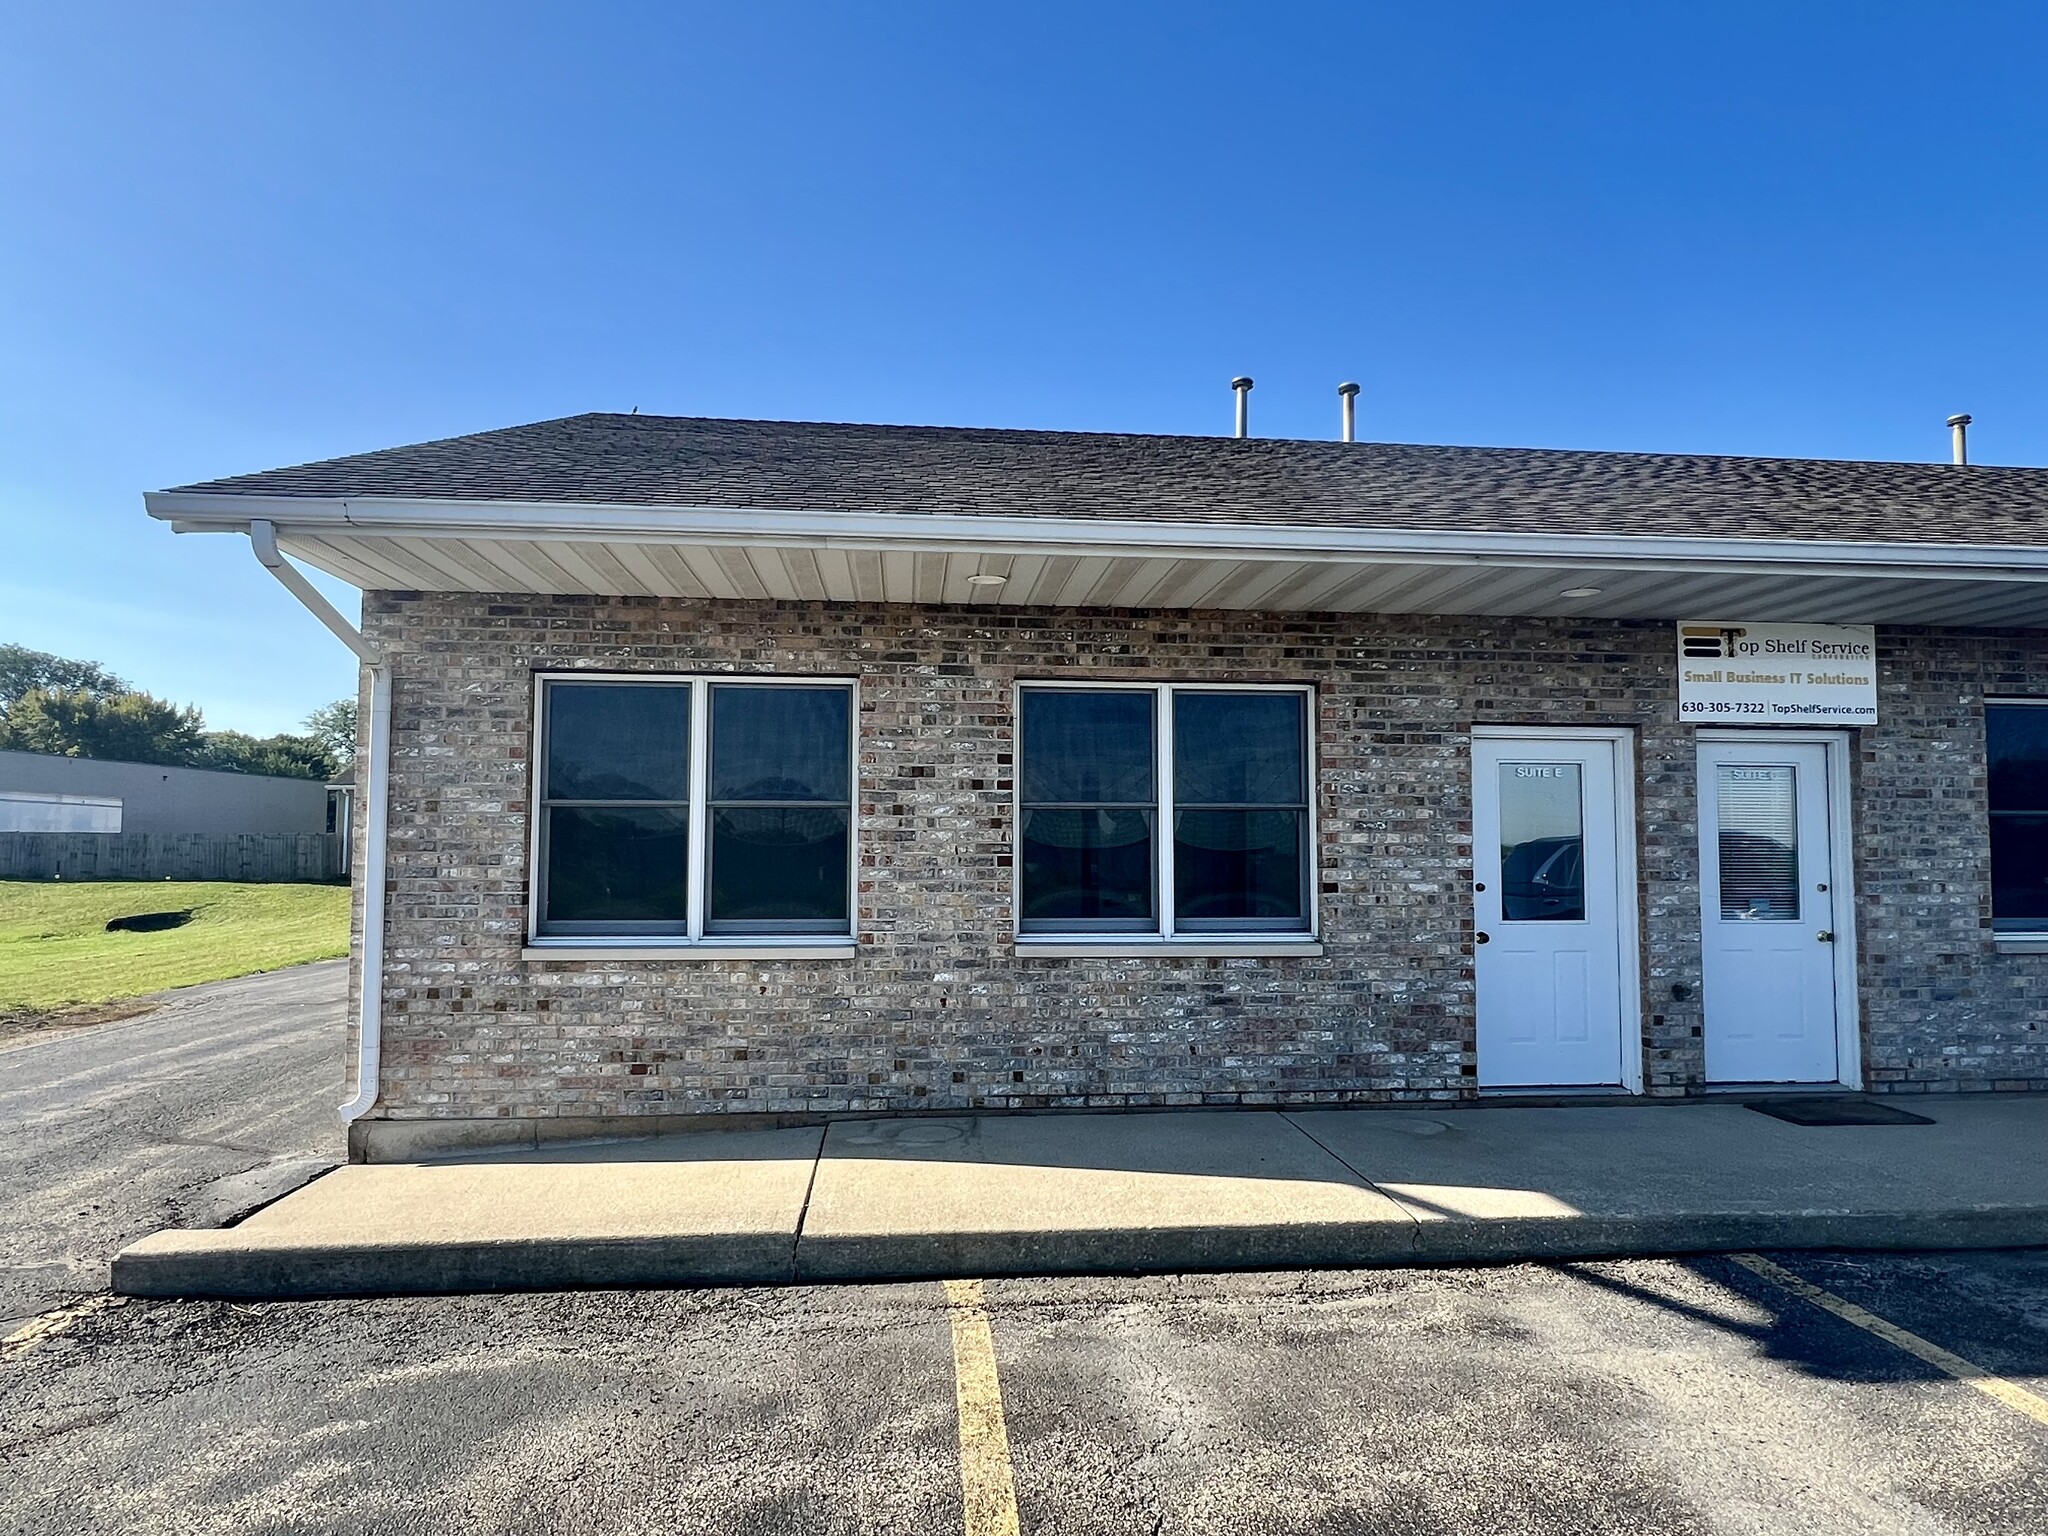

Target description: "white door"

left=1473, top=735, right=1631, bottom=1088
left=1698, top=738, right=1843, bottom=1083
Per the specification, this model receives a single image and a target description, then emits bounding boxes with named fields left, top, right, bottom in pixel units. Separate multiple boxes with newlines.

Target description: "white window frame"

left=523, top=671, right=859, bottom=960
left=1011, top=680, right=1322, bottom=957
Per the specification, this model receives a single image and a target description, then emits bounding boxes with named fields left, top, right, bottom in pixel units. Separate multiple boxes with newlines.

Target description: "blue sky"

left=3, top=3, right=2045, bottom=734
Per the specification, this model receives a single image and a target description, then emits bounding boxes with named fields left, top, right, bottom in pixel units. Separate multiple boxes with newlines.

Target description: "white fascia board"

left=142, top=490, right=2048, bottom=586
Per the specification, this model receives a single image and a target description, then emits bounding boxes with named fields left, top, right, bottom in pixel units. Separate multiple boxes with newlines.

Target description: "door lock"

left=1816, top=930, right=1835, bottom=943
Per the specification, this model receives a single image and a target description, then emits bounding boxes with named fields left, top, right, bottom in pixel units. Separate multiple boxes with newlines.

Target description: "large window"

left=0, top=790, right=121, bottom=834
left=1988, top=700, right=2048, bottom=933
left=535, top=676, right=854, bottom=943
left=1018, top=685, right=1313, bottom=937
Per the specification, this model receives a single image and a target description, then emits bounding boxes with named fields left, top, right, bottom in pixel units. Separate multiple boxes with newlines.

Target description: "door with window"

left=1472, top=733, right=1633, bottom=1088
left=1696, top=737, right=1843, bottom=1083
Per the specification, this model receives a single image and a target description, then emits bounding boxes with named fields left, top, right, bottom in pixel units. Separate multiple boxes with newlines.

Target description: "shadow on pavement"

left=1561, top=1252, right=2048, bottom=1388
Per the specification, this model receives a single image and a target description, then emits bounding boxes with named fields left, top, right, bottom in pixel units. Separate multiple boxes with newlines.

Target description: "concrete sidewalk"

left=112, top=1096, right=2048, bottom=1299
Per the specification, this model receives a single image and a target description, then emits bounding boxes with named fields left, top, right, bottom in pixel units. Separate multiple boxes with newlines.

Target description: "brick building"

left=147, top=413, right=2048, bottom=1158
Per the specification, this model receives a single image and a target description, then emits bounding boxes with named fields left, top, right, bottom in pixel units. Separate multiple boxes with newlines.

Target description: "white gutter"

left=146, top=491, right=2048, bottom=587
left=249, top=520, right=387, bottom=1128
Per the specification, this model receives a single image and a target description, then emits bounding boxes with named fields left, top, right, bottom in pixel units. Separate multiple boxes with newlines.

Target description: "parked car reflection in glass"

left=1501, top=835, right=1585, bottom=921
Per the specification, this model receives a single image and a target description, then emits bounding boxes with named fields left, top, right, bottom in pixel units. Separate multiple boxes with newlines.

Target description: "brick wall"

left=1858, top=630, right=2048, bottom=1090
left=352, top=593, right=2048, bottom=1127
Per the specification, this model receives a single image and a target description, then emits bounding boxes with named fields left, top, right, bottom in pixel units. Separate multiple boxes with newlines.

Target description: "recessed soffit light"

left=1559, top=586, right=1603, bottom=599
left=966, top=573, right=1008, bottom=586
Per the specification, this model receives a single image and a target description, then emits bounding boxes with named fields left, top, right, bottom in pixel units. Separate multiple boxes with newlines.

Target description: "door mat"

left=1746, top=1097, right=1935, bottom=1127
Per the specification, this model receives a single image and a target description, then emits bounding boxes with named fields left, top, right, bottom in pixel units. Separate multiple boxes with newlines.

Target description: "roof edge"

left=142, top=490, right=2048, bottom=585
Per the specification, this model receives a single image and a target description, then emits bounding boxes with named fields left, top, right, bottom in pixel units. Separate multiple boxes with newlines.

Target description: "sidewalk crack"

left=1277, top=1111, right=1427, bottom=1241
left=788, top=1127, right=826, bottom=1284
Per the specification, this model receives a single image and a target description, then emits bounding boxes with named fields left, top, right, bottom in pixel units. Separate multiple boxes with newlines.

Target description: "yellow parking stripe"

left=0, top=1293, right=125, bottom=1361
left=1731, top=1253, right=2048, bottom=1428
left=943, top=1278, right=1022, bottom=1536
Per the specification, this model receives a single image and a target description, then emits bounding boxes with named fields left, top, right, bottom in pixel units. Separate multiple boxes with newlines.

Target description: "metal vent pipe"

left=1338, top=382, right=1360, bottom=443
left=1948, top=413, right=1972, bottom=466
left=1231, top=377, right=1253, bottom=438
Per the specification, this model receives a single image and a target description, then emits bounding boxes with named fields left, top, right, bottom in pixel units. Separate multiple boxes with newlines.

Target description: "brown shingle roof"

left=165, top=412, right=2048, bottom=547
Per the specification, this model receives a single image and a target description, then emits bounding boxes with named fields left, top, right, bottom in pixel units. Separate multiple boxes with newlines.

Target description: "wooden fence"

left=0, top=832, right=346, bottom=883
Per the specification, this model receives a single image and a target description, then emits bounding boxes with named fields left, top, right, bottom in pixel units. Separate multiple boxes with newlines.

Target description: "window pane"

left=1993, top=813, right=2048, bottom=930
left=709, top=686, right=850, bottom=802
left=545, top=807, right=688, bottom=924
left=1717, top=764, right=1800, bottom=921
left=0, top=791, right=122, bottom=833
left=1988, top=705, right=2048, bottom=813
left=545, top=684, right=690, bottom=801
left=1174, top=809, right=1306, bottom=924
left=708, top=808, right=850, bottom=925
left=1174, top=693, right=1306, bottom=805
left=1498, top=762, right=1585, bottom=922
left=1021, top=691, right=1154, bottom=804
left=1020, top=807, right=1155, bottom=922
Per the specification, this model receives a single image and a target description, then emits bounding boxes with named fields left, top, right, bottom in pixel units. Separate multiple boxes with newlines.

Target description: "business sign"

left=1676, top=622, right=1877, bottom=725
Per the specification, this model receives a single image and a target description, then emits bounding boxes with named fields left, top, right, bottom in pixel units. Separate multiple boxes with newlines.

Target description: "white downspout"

left=248, top=520, right=388, bottom=1127
left=335, top=665, right=390, bottom=1126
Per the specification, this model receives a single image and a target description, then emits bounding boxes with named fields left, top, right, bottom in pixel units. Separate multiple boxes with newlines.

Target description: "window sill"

left=521, top=942, right=856, bottom=962
left=1013, top=938, right=1325, bottom=959
left=1994, top=934, right=2048, bottom=955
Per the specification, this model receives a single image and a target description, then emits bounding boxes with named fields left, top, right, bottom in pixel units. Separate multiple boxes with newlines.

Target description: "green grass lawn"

left=0, top=879, right=352, bottom=1014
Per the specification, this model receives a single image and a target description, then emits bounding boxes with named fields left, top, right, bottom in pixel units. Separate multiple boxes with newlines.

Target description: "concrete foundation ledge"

left=347, top=1112, right=833, bottom=1163
left=111, top=1206, right=2048, bottom=1301
left=792, top=1221, right=1424, bottom=1283
left=792, top=1208, right=2048, bottom=1284
left=112, top=1229, right=797, bottom=1299
left=1398, top=1207, right=2048, bottom=1265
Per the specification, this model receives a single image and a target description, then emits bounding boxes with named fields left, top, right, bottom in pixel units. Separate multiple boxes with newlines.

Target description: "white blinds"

left=1716, top=764, right=1800, bottom=921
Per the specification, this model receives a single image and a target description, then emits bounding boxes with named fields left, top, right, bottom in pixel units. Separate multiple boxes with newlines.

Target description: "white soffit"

left=142, top=492, right=2048, bottom=627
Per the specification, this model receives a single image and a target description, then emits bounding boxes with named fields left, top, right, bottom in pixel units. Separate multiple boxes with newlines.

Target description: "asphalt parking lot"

left=0, top=961, right=347, bottom=1326
left=5, top=1248, right=2048, bottom=1535
left=5, top=966, right=2047, bottom=1534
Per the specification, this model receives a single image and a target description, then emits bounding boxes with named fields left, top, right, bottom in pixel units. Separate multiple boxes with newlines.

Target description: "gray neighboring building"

left=0, top=750, right=329, bottom=836
left=145, top=411, right=2048, bottom=1159
left=325, top=766, right=356, bottom=873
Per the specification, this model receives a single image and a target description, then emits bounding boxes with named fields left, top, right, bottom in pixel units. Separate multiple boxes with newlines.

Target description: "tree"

left=0, top=686, right=207, bottom=765
left=303, top=697, right=357, bottom=768
left=0, top=641, right=340, bottom=780
left=194, top=730, right=338, bottom=781
left=0, top=643, right=127, bottom=718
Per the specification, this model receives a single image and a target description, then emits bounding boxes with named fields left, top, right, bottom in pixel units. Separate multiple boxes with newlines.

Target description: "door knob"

left=1476, top=932, right=1490, bottom=945
left=1816, top=930, right=1834, bottom=943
